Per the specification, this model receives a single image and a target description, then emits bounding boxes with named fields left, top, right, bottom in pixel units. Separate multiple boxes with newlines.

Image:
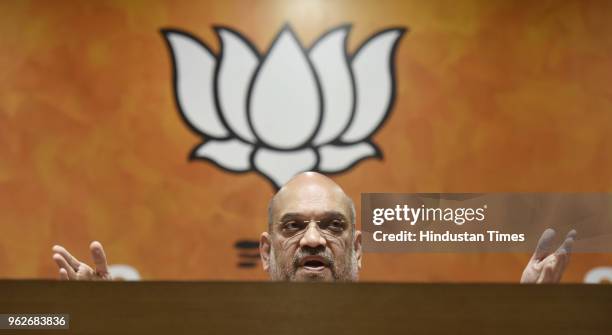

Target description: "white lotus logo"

left=161, top=24, right=406, bottom=188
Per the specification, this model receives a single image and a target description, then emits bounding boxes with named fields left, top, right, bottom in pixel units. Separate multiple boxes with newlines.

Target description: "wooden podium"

left=0, top=280, right=610, bottom=334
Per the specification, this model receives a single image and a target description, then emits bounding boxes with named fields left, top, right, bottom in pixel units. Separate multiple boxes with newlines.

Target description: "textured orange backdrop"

left=1, top=0, right=611, bottom=282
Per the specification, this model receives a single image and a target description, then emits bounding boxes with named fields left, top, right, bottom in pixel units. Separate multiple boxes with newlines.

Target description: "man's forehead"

left=271, top=173, right=351, bottom=218
left=276, top=190, right=346, bottom=214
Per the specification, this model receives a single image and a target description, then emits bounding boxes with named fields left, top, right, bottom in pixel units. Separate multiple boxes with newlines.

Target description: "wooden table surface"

left=0, top=280, right=610, bottom=334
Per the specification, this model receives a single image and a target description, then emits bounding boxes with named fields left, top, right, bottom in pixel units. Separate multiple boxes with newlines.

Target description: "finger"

left=89, top=241, right=109, bottom=275
left=53, top=253, right=77, bottom=280
left=537, top=261, right=555, bottom=284
left=533, top=228, right=556, bottom=260
left=555, top=230, right=577, bottom=255
left=58, top=268, right=69, bottom=280
left=552, top=252, right=569, bottom=283
left=550, top=233, right=575, bottom=284
left=52, top=245, right=81, bottom=271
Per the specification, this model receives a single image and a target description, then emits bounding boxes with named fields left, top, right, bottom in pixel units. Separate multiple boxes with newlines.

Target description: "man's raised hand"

left=52, top=241, right=112, bottom=281
left=521, top=228, right=576, bottom=283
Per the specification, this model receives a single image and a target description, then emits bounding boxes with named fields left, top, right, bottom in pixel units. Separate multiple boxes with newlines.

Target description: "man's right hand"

left=51, top=241, right=112, bottom=281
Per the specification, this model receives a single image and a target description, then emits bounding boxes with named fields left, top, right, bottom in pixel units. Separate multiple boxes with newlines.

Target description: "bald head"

left=268, top=172, right=356, bottom=233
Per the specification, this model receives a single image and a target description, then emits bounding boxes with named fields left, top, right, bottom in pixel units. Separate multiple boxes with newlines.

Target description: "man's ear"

left=260, top=232, right=271, bottom=272
left=354, top=230, right=362, bottom=269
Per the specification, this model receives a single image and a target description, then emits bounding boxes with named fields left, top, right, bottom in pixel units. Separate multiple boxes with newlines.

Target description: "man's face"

left=261, top=177, right=361, bottom=282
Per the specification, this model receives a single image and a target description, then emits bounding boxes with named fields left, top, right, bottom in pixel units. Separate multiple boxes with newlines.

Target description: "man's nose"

left=299, top=222, right=327, bottom=248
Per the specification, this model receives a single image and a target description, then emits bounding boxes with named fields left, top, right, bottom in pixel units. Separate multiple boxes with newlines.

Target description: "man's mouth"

left=299, top=256, right=329, bottom=271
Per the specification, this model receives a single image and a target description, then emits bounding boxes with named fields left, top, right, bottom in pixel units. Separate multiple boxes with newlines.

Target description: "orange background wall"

left=1, top=0, right=611, bottom=282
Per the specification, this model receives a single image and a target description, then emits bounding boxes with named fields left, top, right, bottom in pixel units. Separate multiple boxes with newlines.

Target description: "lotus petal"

left=249, top=26, right=320, bottom=149
left=193, top=139, right=253, bottom=171
left=341, top=29, right=405, bottom=143
left=163, top=31, right=229, bottom=138
left=309, top=26, right=355, bottom=145
left=216, top=28, right=259, bottom=143
left=253, top=147, right=317, bottom=187
left=318, top=142, right=379, bottom=173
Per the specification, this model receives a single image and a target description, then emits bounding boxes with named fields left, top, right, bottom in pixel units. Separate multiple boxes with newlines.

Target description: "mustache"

left=292, top=246, right=335, bottom=269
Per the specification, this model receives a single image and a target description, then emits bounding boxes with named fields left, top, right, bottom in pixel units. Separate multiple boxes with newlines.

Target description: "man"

left=52, top=172, right=576, bottom=283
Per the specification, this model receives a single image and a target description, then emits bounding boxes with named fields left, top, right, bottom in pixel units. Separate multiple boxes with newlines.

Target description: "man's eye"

left=325, top=219, right=345, bottom=232
left=282, top=221, right=303, bottom=231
